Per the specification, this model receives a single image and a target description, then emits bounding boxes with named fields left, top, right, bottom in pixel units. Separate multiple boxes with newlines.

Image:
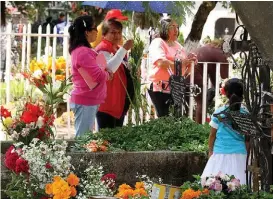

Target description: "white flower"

left=227, top=182, right=236, bottom=191
left=21, top=128, right=30, bottom=137
left=36, top=116, right=44, bottom=128
left=11, top=131, right=19, bottom=140
left=33, top=69, right=43, bottom=78
left=205, top=177, right=215, bottom=187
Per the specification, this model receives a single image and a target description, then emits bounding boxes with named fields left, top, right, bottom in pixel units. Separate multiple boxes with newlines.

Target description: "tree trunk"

left=185, top=1, right=217, bottom=43
left=1, top=1, right=6, bottom=26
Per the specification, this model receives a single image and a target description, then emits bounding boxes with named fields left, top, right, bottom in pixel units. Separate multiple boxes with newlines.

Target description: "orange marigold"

left=70, top=186, right=77, bottom=197
left=181, top=188, right=201, bottom=199
left=67, top=173, right=80, bottom=186
left=135, top=182, right=145, bottom=189
left=45, top=183, right=53, bottom=195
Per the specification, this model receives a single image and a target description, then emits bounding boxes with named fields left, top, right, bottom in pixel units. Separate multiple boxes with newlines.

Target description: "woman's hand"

left=123, top=39, right=134, bottom=51
left=187, top=52, right=198, bottom=65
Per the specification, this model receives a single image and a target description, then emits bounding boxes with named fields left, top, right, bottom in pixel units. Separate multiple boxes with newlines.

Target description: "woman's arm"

left=101, top=48, right=127, bottom=73
left=101, top=40, right=134, bottom=73
left=208, top=127, right=217, bottom=158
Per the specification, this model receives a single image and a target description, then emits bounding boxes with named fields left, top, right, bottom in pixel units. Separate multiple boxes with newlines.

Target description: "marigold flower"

left=45, top=183, right=53, bottom=194
left=181, top=188, right=201, bottom=199
left=67, top=173, right=79, bottom=186
left=135, top=182, right=145, bottom=189
left=70, top=186, right=77, bottom=197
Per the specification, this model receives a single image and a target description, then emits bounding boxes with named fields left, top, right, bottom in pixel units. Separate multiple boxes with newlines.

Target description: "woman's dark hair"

left=159, top=16, right=179, bottom=41
left=224, top=78, right=244, bottom=111
left=102, top=19, right=123, bottom=36
left=68, top=15, right=95, bottom=53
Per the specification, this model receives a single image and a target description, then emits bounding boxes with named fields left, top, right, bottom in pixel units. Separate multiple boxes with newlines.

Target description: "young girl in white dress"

left=202, top=78, right=249, bottom=184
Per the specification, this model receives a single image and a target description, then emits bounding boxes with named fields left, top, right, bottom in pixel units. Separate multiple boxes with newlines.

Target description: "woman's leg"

left=71, top=104, right=98, bottom=137
left=148, top=89, right=171, bottom=117
left=96, top=111, right=116, bottom=129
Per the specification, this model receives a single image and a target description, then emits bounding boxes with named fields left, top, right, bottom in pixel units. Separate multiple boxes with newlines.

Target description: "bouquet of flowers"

left=83, top=139, right=109, bottom=152
left=4, top=139, right=74, bottom=199
left=201, top=172, right=241, bottom=194
left=1, top=102, right=54, bottom=145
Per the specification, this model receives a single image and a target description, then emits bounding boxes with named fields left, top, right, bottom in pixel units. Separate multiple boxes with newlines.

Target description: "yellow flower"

left=3, top=117, right=13, bottom=128
left=66, top=173, right=79, bottom=186
left=45, top=183, right=53, bottom=194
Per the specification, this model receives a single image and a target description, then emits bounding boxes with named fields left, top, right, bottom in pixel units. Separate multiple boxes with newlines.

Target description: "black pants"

left=147, top=84, right=172, bottom=117
left=97, top=112, right=125, bottom=129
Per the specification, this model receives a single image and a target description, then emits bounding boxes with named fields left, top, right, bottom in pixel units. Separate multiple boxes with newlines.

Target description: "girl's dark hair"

left=224, top=78, right=244, bottom=111
left=68, top=15, right=95, bottom=53
left=102, top=19, right=123, bottom=36
left=159, top=16, right=179, bottom=41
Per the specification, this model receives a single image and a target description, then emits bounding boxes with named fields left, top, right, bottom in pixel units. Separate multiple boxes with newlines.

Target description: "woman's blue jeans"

left=70, top=103, right=98, bottom=137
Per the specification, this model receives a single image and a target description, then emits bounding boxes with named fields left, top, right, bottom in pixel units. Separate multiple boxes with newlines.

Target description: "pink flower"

left=214, top=181, right=223, bottom=191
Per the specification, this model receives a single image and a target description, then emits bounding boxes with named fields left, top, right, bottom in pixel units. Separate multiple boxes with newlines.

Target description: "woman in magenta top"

left=68, top=15, right=111, bottom=137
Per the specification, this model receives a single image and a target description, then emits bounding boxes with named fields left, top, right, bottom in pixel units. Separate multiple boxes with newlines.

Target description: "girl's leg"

left=72, top=104, right=98, bottom=137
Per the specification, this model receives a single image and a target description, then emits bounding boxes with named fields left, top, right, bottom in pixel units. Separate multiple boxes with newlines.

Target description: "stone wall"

left=1, top=140, right=207, bottom=198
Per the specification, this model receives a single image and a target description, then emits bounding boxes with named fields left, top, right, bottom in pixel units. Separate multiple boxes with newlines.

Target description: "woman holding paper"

left=148, top=16, right=197, bottom=117
left=95, top=18, right=134, bottom=129
left=69, top=15, right=112, bottom=137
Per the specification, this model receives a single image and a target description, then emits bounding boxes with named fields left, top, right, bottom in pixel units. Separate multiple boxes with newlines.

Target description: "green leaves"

left=75, top=116, right=210, bottom=153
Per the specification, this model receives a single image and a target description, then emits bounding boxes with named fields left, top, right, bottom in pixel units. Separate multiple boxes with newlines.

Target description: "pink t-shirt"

left=148, top=38, right=186, bottom=83
left=70, top=46, right=109, bottom=106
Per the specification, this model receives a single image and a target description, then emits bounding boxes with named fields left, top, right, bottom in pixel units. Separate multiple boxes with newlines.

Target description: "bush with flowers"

left=180, top=174, right=273, bottom=199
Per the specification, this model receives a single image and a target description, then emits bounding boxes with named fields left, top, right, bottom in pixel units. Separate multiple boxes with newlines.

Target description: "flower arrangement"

left=83, top=139, right=109, bottom=152
left=115, top=182, right=149, bottom=199
left=4, top=139, right=73, bottom=199
left=1, top=102, right=54, bottom=145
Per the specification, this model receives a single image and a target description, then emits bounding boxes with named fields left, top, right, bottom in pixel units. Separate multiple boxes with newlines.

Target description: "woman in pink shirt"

left=68, top=16, right=112, bottom=137
left=148, top=16, right=196, bottom=117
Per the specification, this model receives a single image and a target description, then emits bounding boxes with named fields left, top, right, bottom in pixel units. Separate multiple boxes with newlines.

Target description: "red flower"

left=101, top=173, right=116, bottom=189
left=21, top=111, right=38, bottom=124
left=26, top=103, right=44, bottom=117
left=15, top=158, right=29, bottom=174
left=0, top=106, right=11, bottom=118
left=220, top=87, right=226, bottom=96
left=45, top=162, right=52, bottom=169
left=4, top=145, right=19, bottom=171
left=43, top=114, right=55, bottom=126
left=36, top=127, right=51, bottom=140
